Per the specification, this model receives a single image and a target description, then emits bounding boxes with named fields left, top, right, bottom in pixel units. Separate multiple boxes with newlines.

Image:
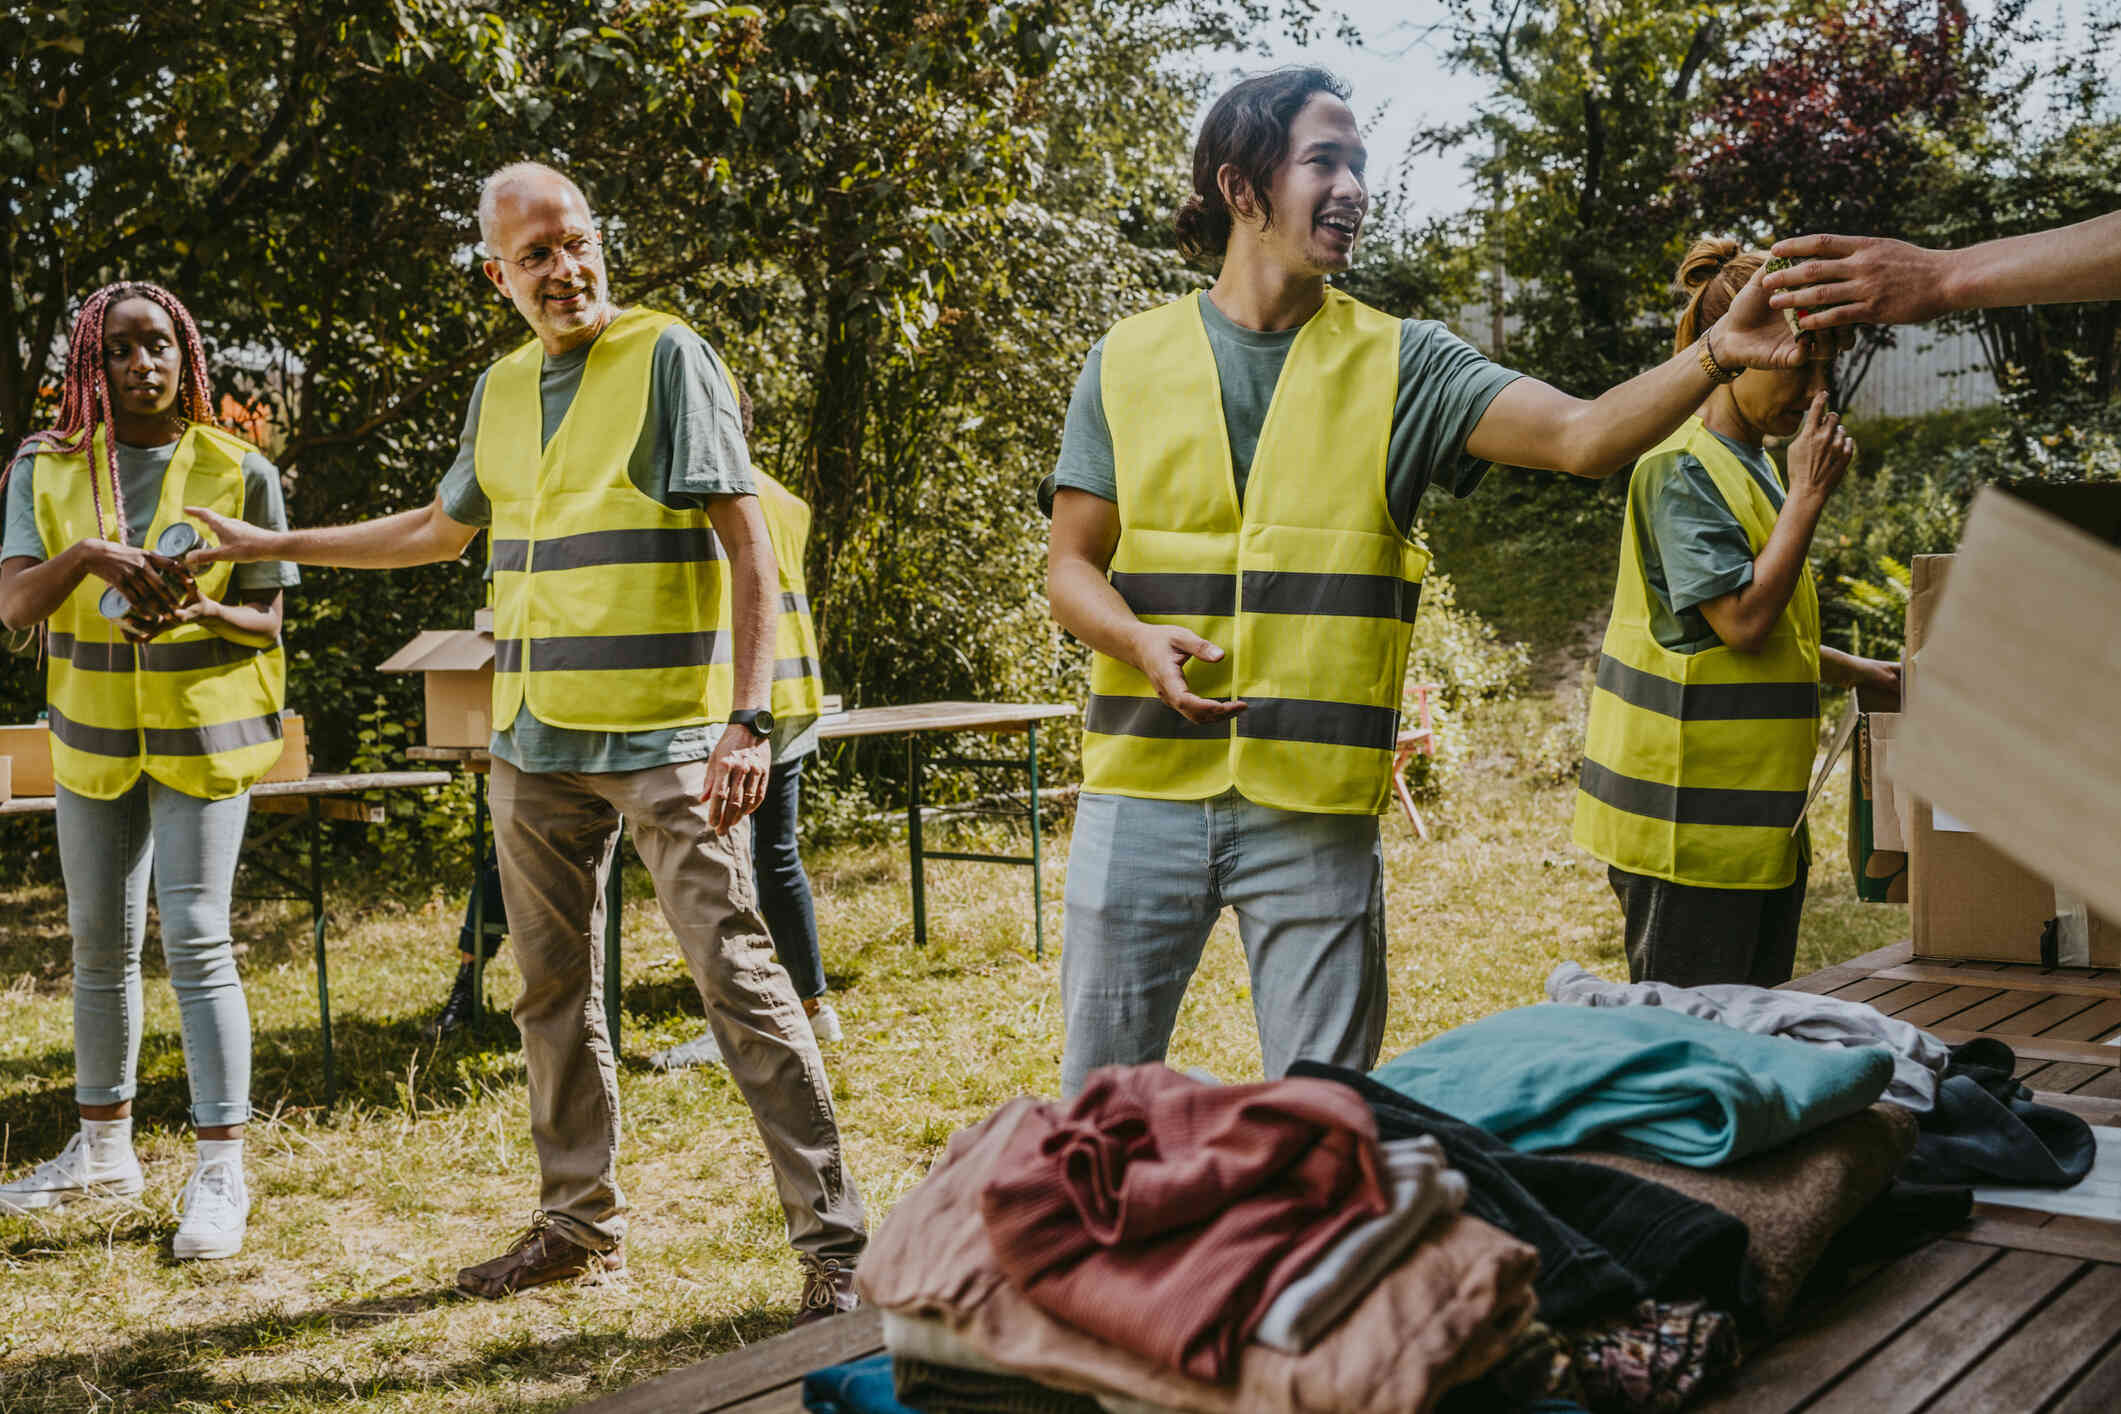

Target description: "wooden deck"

left=575, top=940, right=2121, bottom=1413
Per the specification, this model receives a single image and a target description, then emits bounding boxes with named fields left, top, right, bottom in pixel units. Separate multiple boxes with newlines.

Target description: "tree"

left=1677, top=0, right=2040, bottom=398
left=1415, top=0, right=1760, bottom=396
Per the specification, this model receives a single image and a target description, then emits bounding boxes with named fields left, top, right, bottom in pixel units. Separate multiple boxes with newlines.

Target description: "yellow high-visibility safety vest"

left=755, top=472, right=825, bottom=721
left=32, top=423, right=287, bottom=800
left=479, top=307, right=734, bottom=732
left=1573, top=417, right=1822, bottom=889
left=1082, top=289, right=1426, bottom=816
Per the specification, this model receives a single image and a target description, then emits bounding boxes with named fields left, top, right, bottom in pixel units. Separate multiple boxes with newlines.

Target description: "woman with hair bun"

left=0, top=281, right=298, bottom=1257
left=1573, top=239, right=1900, bottom=988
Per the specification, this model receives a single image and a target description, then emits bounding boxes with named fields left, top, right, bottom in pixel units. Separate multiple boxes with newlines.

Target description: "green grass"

left=0, top=544, right=1910, bottom=1411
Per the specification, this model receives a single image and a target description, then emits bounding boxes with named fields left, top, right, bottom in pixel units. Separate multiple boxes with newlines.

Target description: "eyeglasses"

left=490, top=233, right=602, bottom=279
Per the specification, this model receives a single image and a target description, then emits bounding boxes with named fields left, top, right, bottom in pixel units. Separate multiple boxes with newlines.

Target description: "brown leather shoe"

left=456, top=1213, right=623, bottom=1300
left=790, top=1255, right=860, bottom=1329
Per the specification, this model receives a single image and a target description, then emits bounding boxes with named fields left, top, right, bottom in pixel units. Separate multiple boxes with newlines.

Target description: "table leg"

left=1027, top=722, right=1044, bottom=961
left=470, top=770, right=488, bottom=1025
left=603, top=836, right=623, bottom=1052
left=308, top=797, right=335, bottom=1107
left=908, top=735, right=928, bottom=948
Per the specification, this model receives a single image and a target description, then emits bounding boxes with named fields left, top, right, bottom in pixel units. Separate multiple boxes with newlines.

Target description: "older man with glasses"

left=191, top=161, right=866, bottom=1320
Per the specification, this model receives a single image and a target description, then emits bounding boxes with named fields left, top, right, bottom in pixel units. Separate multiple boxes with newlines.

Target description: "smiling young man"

left=1045, top=69, right=1838, bottom=1096
left=190, top=162, right=866, bottom=1319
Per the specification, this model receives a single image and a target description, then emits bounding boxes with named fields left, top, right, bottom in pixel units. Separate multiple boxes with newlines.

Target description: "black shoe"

left=428, top=961, right=479, bottom=1039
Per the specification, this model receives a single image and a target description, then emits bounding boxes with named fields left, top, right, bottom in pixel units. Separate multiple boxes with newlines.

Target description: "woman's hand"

left=1709, top=267, right=1856, bottom=371
left=1783, top=390, right=1856, bottom=507
left=73, top=540, right=182, bottom=616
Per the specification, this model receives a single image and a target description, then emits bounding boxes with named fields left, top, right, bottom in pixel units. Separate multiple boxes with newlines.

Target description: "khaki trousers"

left=489, top=757, right=865, bottom=1259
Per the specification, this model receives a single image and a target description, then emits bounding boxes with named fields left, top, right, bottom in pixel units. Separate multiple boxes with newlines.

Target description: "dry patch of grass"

left=0, top=685, right=1902, bottom=1412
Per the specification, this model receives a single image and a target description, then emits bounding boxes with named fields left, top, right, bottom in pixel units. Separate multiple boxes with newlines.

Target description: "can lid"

left=156, top=523, right=202, bottom=556
left=98, top=585, right=132, bottom=620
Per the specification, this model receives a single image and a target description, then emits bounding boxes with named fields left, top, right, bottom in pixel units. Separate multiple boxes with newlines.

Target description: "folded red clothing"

left=979, top=1063, right=1389, bottom=1382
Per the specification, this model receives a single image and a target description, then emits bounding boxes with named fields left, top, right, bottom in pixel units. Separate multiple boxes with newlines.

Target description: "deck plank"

left=1929, top=1264, right=2121, bottom=1412
left=1693, top=1242, right=1997, bottom=1414
left=571, top=1309, right=884, bottom=1414
left=1890, top=986, right=2006, bottom=1030
left=2045, top=1335, right=2121, bottom=1413
left=1871, top=965, right=2121, bottom=1001
left=1804, top=1249, right=2084, bottom=1413
left=1937, top=989, right=2051, bottom=1034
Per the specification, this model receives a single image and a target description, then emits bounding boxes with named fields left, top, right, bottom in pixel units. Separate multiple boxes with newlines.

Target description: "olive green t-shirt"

left=1041, top=293, right=1525, bottom=530
left=1634, top=431, right=1787, bottom=654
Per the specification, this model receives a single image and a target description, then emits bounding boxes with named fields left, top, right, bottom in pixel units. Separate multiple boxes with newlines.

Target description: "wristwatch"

left=729, top=708, right=776, bottom=741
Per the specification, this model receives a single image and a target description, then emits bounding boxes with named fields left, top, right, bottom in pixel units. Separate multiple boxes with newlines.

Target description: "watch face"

left=753, top=710, right=776, bottom=737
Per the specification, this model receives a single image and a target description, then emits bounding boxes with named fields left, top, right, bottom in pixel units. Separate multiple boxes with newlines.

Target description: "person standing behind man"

left=1045, top=68, right=1836, bottom=1097
left=1574, top=239, right=1899, bottom=989
left=654, top=380, right=843, bottom=1068
left=191, top=163, right=866, bottom=1320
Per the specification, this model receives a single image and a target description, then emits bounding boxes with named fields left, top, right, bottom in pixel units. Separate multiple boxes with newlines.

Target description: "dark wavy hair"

left=1175, top=67, right=1352, bottom=265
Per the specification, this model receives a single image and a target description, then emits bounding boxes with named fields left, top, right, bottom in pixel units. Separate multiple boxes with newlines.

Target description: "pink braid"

left=8, top=282, right=217, bottom=546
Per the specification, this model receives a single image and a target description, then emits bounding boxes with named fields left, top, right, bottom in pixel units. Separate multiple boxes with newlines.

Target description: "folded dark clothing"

left=1437, top=1320, right=1587, bottom=1413
left=1905, top=1038, right=2095, bottom=1187
left=1566, top=1299, right=1740, bottom=1414
left=1291, top=1063, right=1755, bottom=1327
left=1804, top=1181, right=1974, bottom=1303
left=1567, top=1104, right=1915, bottom=1330
left=804, top=1352, right=916, bottom=1414
left=893, top=1355, right=1105, bottom=1414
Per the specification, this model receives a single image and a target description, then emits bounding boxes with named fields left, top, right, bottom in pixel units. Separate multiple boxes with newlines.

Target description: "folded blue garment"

left=1370, top=1003, right=1893, bottom=1166
left=802, top=1352, right=914, bottom=1414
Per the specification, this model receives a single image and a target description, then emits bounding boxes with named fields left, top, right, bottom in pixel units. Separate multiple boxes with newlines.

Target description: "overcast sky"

left=1229, top=0, right=2102, bottom=224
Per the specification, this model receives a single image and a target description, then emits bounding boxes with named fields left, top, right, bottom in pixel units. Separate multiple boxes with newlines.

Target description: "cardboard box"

left=260, top=713, right=310, bottom=784
left=0, top=754, right=11, bottom=804
left=1894, top=490, right=2121, bottom=964
left=0, top=723, right=53, bottom=798
left=377, top=630, right=495, bottom=748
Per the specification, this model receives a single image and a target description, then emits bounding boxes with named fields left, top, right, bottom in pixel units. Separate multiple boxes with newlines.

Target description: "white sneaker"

left=0, top=1131, right=144, bottom=1214
left=650, top=1030, right=725, bottom=1071
left=808, top=1001, right=843, bottom=1045
left=172, top=1155, right=249, bottom=1260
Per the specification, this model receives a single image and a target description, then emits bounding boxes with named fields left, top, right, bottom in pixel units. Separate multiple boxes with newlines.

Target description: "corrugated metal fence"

left=1844, top=326, right=2000, bottom=417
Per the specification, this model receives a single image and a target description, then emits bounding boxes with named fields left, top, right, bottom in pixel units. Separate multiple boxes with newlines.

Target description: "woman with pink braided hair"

left=0, top=282, right=299, bottom=1258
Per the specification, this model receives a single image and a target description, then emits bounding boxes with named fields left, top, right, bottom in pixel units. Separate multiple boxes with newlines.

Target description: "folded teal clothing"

left=1370, top=1004, right=1894, bottom=1167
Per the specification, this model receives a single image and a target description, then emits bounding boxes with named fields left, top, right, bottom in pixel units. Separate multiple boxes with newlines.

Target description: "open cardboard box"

left=1894, top=490, right=2121, bottom=966
left=378, top=629, right=495, bottom=749
left=0, top=715, right=307, bottom=793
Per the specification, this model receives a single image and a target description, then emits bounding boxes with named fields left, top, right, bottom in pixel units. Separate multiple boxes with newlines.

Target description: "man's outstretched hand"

left=1763, top=234, right=1955, bottom=331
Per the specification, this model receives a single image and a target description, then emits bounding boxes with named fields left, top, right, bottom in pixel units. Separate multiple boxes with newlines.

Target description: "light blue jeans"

left=1060, top=789, right=1388, bottom=1097
left=57, top=779, right=253, bottom=1127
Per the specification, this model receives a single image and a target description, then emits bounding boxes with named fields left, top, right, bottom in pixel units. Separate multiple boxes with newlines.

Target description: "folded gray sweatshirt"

left=1545, top=961, right=1948, bottom=1112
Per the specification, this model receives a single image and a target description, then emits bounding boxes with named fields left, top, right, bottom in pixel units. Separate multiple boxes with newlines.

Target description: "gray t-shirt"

left=1044, top=294, right=1525, bottom=534
left=3, top=438, right=299, bottom=592
left=438, top=315, right=755, bottom=773
left=1636, top=430, right=1787, bottom=654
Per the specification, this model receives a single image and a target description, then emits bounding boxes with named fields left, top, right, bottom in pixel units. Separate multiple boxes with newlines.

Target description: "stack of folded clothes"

left=812, top=967, right=2100, bottom=1414
left=854, top=1063, right=1539, bottom=1414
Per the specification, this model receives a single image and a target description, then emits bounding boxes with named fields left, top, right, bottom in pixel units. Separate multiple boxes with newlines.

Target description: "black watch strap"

left=729, top=708, right=775, bottom=739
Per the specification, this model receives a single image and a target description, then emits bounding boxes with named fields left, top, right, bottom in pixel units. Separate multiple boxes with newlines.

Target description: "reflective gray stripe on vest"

left=50, top=633, right=270, bottom=673
left=143, top=712, right=284, bottom=757
left=1109, top=571, right=1236, bottom=617
left=47, top=634, right=135, bottom=672
left=774, top=655, right=822, bottom=682
left=781, top=591, right=810, bottom=615
left=46, top=706, right=139, bottom=758
left=1595, top=655, right=1819, bottom=721
left=1084, top=693, right=1233, bottom=740
left=1087, top=693, right=1395, bottom=751
left=1234, top=697, right=1399, bottom=751
left=1579, top=758, right=1806, bottom=829
left=490, top=527, right=721, bottom=575
left=493, top=631, right=728, bottom=673
left=1241, top=570, right=1422, bottom=624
